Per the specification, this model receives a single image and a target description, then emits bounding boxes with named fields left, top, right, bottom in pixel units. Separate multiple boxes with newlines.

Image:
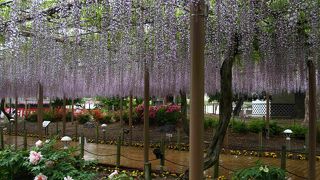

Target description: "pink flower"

left=34, top=173, right=47, bottom=180
left=35, top=140, right=43, bottom=148
left=29, top=151, right=43, bottom=165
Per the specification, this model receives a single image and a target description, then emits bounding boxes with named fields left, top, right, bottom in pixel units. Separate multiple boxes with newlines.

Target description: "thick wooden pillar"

left=190, top=1, right=206, bottom=179
left=14, top=97, right=18, bottom=150
left=37, top=83, right=43, bottom=139
left=129, top=94, right=133, bottom=145
left=143, top=67, right=151, bottom=180
left=143, top=68, right=150, bottom=162
left=120, top=97, right=123, bottom=126
left=62, top=96, right=67, bottom=136
left=307, top=60, right=316, bottom=180
left=266, top=93, right=270, bottom=139
left=71, top=99, right=74, bottom=123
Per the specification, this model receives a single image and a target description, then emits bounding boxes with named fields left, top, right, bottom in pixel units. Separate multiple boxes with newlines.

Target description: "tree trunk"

left=232, top=94, right=244, bottom=117
left=180, top=90, right=189, bottom=136
left=182, top=33, right=238, bottom=179
left=202, top=52, right=234, bottom=171
left=0, top=98, right=12, bottom=120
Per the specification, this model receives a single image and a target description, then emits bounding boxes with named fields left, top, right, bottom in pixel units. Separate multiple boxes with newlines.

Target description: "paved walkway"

left=3, top=135, right=319, bottom=179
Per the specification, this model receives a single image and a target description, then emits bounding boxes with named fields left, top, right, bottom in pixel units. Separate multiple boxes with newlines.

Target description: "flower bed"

left=0, top=138, right=96, bottom=180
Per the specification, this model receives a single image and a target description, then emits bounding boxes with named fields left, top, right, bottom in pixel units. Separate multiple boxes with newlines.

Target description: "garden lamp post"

left=101, top=124, right=107, bottom=143
left=283, top=129, right=293, bottom=150
left=61, top=136, right=72, bottom=149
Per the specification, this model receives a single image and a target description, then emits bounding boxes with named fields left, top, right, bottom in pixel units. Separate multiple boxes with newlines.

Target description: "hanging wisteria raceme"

left=0, top=0, right=319, bottom=98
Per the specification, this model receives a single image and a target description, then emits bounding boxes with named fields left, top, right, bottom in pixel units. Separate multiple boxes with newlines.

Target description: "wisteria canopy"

left=0, top=0, right=319, bottom=98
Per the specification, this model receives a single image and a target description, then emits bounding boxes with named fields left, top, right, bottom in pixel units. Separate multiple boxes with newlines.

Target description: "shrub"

left=155, top=107, right=167, bottom=125
left=91, top=109, right=104, bottom=122
left=66, top=111, right=73, bottom=122
left=204, top=116, right=219, bottom=129
left=231, top=120, right=248, bottom=133
left=232, top=161, right=286, bottom=180
left=155, top=105, right=180, bottom=126
left=0, top=139, right=96, bottom=180
left=26, top=112, right=38, bottom=122
left=98, top=113, right=112, bottom=124
left=286, top=124, right=307, bottom=139
left=135, top=104, right=181, bottom=125
left=43, top=111, right=55, bottom=122
left=122, top=110, right=140, bottom=125
left=248, top=120, right=265, bottom=133
left=269, top=121, right=284, bottom=136
left=76, top=112, right=91, bottom=124
left=0, top=148, right=32, bottom=179
left=113, top=110, right=129, bottom=123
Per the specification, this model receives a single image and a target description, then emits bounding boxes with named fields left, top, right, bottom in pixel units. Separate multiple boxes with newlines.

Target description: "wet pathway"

left=3, top=135, right=318, bottom=179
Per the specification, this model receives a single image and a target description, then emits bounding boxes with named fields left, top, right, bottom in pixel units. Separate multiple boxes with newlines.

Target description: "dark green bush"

left=98, top=114, right=112, bottom=124
left=156, top=108, right=167, bottom=125
left=113, top=110, right=129, bottom=123
left=26, top=113, right=37, bottom=122
left=0, top=148, right=33, bottom=180
left=204, top=116, right=219, bottom=129
left=231, top=120, right=248, bottom=133
left=248, top=120, right=265, bottom=133
left=269, top=121, right=284, bottom=136
left=287, top=124, right=307, bottom=139
left=43, top=111, right=54, bottom=122
left=77, top=114, right=91, bottom=124
left=66, top=111, right=73, bottom=122
left=155, top=108, right=180, bottom=126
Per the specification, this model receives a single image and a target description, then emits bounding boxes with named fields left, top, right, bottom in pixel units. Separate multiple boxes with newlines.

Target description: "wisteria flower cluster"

left=0, top=0, right=319, bottom=98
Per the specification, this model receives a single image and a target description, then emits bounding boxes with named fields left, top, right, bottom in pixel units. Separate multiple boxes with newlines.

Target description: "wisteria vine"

left=0, top=0, right=319, bottom=98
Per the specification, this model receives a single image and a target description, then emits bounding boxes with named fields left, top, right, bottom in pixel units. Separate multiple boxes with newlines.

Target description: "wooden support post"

left=307, top=60, right=316, bottom=180
left=24, top=100, right=27, bottom=131
left=129, top=94, right=133, bottom=145
left=177, top=129, right=181, bottom=150
left=160, top=135, right=165, bottom=172
left=190, top=1, right=206, bottom=179
left=71, top=99, right=74, bottom=123
left=14, top=97, right=18, bottom=150
left=281, top=145, right=286, bottom=171
left=72, top=99, right=78, bottom=141
left=23, top=127, right=27, bottom=150
left=259, top=131, right=263, bottom=156
left=0, top=127, right=3, bottom=150
left=120, top=96, right=123, bottom=127
left=9, top=98, right=12, bottom=117
left=143, top=67, right=151, bottom=177
left=56, top=121, right=59, bottom=136
left=37, top=83, right=43, bottom=140
left=95, top=123, right=99, bottom=144
left=75, top=120, right=78, bottom=141
left=62, top=97, right=67, bottom=136
left=80, top=133, right=84, bottom=158
left=116, top=135, right=121, bottom=167
left=266, top=93, right=270, bottom=139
